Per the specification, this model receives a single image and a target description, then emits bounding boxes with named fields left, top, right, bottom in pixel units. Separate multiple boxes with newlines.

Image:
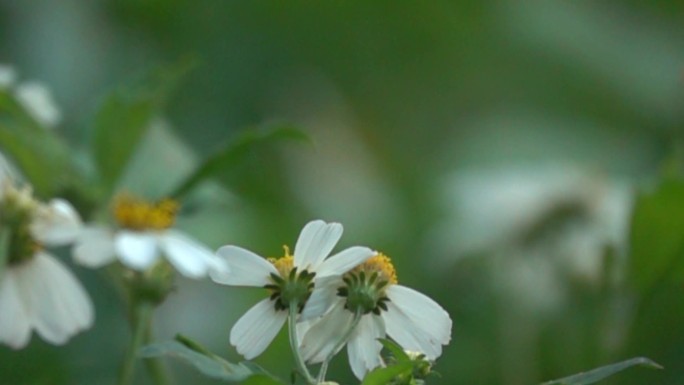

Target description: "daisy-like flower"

left=14, top=81, right=62, bottom=129
left=73, top=193, right=222, bottom=279
left=209, top=220, right=375, bottom=360
left=300, top=253, right=452, bottom=379
left=0, top=182, right=93, bottom=349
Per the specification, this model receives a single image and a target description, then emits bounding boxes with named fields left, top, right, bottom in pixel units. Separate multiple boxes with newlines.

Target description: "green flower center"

left=338, top=253, right=397, bottom=315
left=0, top=185, right=41, bottom=266
left=264, top=246, right=316, bottom=312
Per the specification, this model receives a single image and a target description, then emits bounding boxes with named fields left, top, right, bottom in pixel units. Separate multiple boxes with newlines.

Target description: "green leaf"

left=92, top=91, right=155, bottom=195
left=0, top=227, right=10, bottom=279
left=628, top=179, right=684, bottom=292
left=540, top=357, right=662, bottom=385
left=241, top=374, right=286, bottom=385
left=361, top=361, right=413, bottom=385
left=169, top=125, right=310, bottom=198
left=379, top=338, right=411, bottom=364
left=140, top=340, right=257, bottom=382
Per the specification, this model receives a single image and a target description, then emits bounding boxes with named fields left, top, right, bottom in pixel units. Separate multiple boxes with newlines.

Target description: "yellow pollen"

left=354, top=252, right=398, bottom=285
left=268, top=245, right=294, bottom=277
left=112, top=193, right=179, bottom=231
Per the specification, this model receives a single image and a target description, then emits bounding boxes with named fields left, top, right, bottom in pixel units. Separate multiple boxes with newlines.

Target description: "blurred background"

left=1, top=0, right=684, bottom=384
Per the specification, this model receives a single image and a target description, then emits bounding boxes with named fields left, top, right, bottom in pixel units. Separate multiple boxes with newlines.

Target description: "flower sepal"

left=122, top=260, right=174, bottom=306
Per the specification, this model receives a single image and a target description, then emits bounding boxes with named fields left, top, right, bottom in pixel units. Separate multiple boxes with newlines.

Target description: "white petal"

left=73, top=226, right=117, bottom=268
left=348, top=314, right=385, bottom=379
left=0, top=64, right=17, bottom=89
left=300, top=300, right=354, bottom=363
left=301, top=276, right=341, bottom=320
left=0, top=270, right=32, bottom=349
left=15, top=253, right=93, bottom=345
left=316, top=247, right=375, bottom=278
left=115, top=231, right=160, bottom=271
left=383, top=285, right=452, bottom=359
left=15, top=81, right=61, bottom=128
left=210, top=245, right=277, bottom=287
left=160, top=230, right=219, bottom=279
left=31, top=199, right=82, bottom=246
left=294, top=220, right=343, bottom=270
left=230, top=298, right=287, bottom=359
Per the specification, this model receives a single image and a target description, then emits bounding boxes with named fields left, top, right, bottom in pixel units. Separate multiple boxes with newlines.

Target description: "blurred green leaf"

left=170, top=125, right=309, bottom=198
left=92, top=91, right=155, bottom=196
left=0, top=123, right=73, bottom=198
left=241, top=374, right=286, bottom=385
left=379, top=338, right=411, bottom=364
left=361, top=361, right=413, bottom=385
left=0, top=227, right=10, bottom=280
left=540, top=357, right=662, bottom=385
left=628, top=179, right=684, bottom=292
left=140, top=340, right=252, bottom=382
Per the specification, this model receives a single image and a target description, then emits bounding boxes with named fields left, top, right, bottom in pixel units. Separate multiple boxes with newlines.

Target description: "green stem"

left=288, top=303, right=317, bottom=385
left=118, top=301, right=154, bottom=385
left=144, top=318, right=171, bottom=385
left=316, top=310, right=363, bottom=384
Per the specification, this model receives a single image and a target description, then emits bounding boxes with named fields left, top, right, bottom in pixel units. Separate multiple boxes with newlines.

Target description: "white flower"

left=73, top=194, right=222, bottom=279
left=209, top=219, right=375, bottom=360
left=15, top=81, right=62, bottom=128
left=300, top=253, right=452, bottom=379
left=0, top=192, right=93, bottom=349
left=0, top=64, right=17, bottom=89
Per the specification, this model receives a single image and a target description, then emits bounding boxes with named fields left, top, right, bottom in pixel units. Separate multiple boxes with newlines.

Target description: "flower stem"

left=288, top=302, right=317, bottom=385
left=316, top=310, right=363, bottom=384
left=118, top=301, right=153, bottom=385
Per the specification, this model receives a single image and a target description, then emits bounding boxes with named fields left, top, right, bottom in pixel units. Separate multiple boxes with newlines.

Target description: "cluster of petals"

left=210, top=219, right=375, bottom=360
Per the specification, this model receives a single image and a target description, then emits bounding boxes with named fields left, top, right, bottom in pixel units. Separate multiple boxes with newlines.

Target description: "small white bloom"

left=209, top=219, right=375, bottom=360
left=15, top=81, right=62, bottom=128
left=0, top=64, right=17, bottom=89
left=300, top=253, right=452, bottom=379
left=0, top=187, right=93, bottom=349
left=73, top=194, right=222, bottom=279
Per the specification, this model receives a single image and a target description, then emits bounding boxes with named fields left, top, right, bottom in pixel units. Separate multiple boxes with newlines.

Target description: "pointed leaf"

left=379, top=338, right=411, bottom=364
left=361, top=361, right=413, bottom=385
left=541, top=357, right=662, bottom=385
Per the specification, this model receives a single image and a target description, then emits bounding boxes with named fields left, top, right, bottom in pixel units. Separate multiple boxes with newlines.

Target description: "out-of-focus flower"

left=14, top=81, right=62, bottom=128
left=209, top=219, right=375, bottom=360
left=0, top=64, right=17, bottom=89
left=0, top=181, right=93, bottom=349
left=73, top=193, right=222, bottom=279
left=300, top=253, right=452, bottom=379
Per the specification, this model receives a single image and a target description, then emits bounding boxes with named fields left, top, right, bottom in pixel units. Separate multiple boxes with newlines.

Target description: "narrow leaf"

left=540, top=357, right=662, bottom=385
left=379, top=338, right=411, bottom=364
left=361, top=361, right=413, bottom=385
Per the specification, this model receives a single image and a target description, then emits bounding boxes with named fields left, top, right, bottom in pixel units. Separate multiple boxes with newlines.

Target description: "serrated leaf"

left=140, top=340, right=255, bottom=382
left=540, top=357, right=662, bottom=385
left=628, top=179, right=684, bottom=291
left=379, top=338, right=411, bottom=364
left=361, top=361, right=413, bottom=385
left=169, top=125, right=310, bottom=198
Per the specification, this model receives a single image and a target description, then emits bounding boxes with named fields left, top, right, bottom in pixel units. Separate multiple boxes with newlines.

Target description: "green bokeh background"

left=1, top=1, right=684, bottom=384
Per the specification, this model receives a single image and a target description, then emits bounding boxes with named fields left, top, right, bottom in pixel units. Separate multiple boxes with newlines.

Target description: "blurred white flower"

left=0, top=64, right=17, bottom=89
left=74, top=194, right=222, bottom=279
left=0, top=183, right=93, bottom=349
left=15, top=81, right=62, bottom=128
left=301, top=253, right=452, bottom=379
left=209, top=219, right=374, bottom=360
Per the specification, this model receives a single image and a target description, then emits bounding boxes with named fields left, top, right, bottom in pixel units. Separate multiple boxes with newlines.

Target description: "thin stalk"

left=288, top=302, right=317, bottom=385
left=118, top=301, right=153, bottom=385
left=144, top=317, right=171, bottom=385
left=316, top=310, right=363, bottom=384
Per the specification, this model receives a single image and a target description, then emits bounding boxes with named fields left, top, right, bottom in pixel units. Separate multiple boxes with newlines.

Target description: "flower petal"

left=115, top=231, right=159, bottom=271
left=383, top=285, right=452, bottom=359
left=210, top=245, right=276, bottom=287
left=31, top=199, right=82, bottom=246
left=15, top=253, right=93, bottom=345
left=300, top=300, right=354, bottom=363
left=301, top=276, right=341, bottom=320
left=316, top=246, right=375, bottom=278
left=348, top=314, right=385, bottom=379
left=230, top=298, right=287, bottom=359
left=294, top=220, right=343, bottom=270
left=73, top=226, right=117, bottom=268
left=0, top=270, right=32, bottom=349
left=160, top=230, right=220, bottom=279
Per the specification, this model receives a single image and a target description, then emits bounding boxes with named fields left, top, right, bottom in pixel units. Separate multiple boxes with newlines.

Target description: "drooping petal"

left=160, top=230, right=220, bottom=279
left=300, top=300, right=354, bottom=363
left=294, top=220, right=343, bottom=270
left=0, top=270, right=32, bottom=349
left=316, top=246, right=375, bottom=278
left=230, top=298, right=287, bottom=359
left=210, top=245, right=277, bottom=287
left=115, top=231, right=159, bottom=271
left=301, top=276, right=341, bottom=321
left=347, top=314, right=385, bottom=379
left=73, top=226, right=117, bottom=268
left=14, top=253, right=93, bottom=345
left=383, top=285, right=452, bottom=359
left=31, top=199, right=82, bottom=246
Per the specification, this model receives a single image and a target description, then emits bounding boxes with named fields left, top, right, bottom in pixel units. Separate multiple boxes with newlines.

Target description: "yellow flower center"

left=268, top=245, right=294, bottom=277
left=265, top=245, right=315, bottom=312
left=112, top=193, right=178, bottom=231
left=352, top=252, right=398, bottom=285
